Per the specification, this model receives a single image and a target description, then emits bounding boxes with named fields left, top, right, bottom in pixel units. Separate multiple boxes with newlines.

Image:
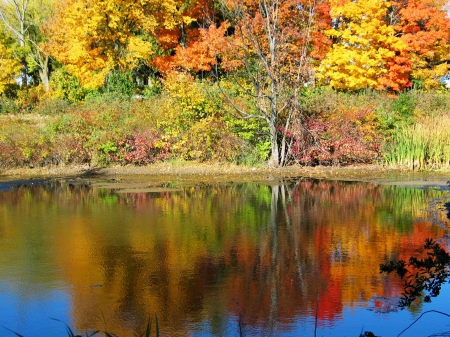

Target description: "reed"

left=384, top=114, right=450, bottom=170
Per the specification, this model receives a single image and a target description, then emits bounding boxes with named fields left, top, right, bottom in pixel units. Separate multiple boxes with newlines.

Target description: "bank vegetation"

left=1, top=87, right=449, bottom=172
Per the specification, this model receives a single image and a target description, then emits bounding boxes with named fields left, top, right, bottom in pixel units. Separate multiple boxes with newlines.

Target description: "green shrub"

left=224, top=115, right=270, bottom=164
left=0, top=97, right=19, bottom=114
left=142, top=78, right=162, bottom=98
left=49, top=67, right=86, bottom=102
left=104, top=70, right=136, bottom=98
left=391, top=91, right=416, bottom=120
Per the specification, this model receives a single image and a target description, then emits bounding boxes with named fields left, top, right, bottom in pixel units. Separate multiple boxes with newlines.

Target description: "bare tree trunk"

left=216, top=0, right=319, bottom=167
left=268, top=119, right=280, bottom=166
left=0, top=0, right=30, bottom=86
left=36, top=53, right=50, bottom=91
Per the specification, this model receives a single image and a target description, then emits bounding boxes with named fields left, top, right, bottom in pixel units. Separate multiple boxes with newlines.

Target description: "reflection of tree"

left=381, top=238, right=450, bottom=308
left=0, top=181, right=447, bottom=335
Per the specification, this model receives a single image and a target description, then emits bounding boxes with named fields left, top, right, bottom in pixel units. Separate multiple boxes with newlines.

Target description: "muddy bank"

left=0, top=162, right=449, bottom=186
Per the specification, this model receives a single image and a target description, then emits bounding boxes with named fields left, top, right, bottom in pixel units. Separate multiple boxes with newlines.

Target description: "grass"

left=384, top=114, right=450, bottom=170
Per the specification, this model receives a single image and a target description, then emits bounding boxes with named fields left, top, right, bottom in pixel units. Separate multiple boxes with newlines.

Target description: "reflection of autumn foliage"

left=0, top=181, right=446, bottom=335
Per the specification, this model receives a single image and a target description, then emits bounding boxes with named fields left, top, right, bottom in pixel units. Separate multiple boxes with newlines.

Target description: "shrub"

left=0, top=115, right=57, bottom=167
left=287, top=105, right=382, bottom=166
left=115, top=131, right=170, bottom=165
left=104, top=70, right=136, bottom=98
left=142, top=77, right=162, bottom=98
left=224, top=115, right=271, bottom=165
left=49, top=67, right=86, bottom=102
left=391, top=91, right=416, bottom=118
left=15, top=86, right=46, bottom=113
left=33, top=97, right=71, bottom=115
left=52, top=133, right=90, bottom=164
left=172, top=117, right=242, bottom=162
left=157, top=73, right=219, bottom=134
left=0, top=97, right=19, bottom=114
left=0, top=141, right=26, bottom=167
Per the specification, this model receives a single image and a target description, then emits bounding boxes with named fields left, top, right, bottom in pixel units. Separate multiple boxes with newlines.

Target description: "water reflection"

left=0, top=179, right=449, bottom=336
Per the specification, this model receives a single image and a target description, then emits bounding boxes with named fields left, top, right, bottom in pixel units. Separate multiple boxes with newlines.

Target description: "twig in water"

left=315, top=294, right=319, bottom=337
left=2, top=326, right=24, bottom=337
left=233, top=298, right=244, bottom=337
left=397, top=310, right=450, bottom=337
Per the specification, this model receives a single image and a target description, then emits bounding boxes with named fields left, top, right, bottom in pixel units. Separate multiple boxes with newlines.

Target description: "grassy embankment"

left=1, top=85, right=449, bottom=172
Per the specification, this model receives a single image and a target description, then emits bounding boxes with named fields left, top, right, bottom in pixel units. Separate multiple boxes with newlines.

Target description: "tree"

left=0, top=0, right=29, bottom=87
left=43, top=0, right=195, bottom=90
left=203, top=0, right=328, bottom=167
left=392, top=0, right=450, bottom=88
left=151, top=0, right=218, bottom=73
left=0, top=30, right=21, bottom=94
left=0, top=0, right=53, bottom=91
left=316, top=0, right=408, bottom=91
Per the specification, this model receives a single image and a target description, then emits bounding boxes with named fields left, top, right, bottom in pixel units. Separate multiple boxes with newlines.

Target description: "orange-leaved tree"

left=151, top=0, right=219, bottom=73
left=316, top=0, right=408, bottom=91
left=391, top=0, right=450, bottom=89
left=43, top=0, right=196, bottom=89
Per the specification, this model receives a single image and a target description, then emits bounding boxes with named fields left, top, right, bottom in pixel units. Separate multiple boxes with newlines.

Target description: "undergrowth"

left=1, top=86, right=449, bottom=169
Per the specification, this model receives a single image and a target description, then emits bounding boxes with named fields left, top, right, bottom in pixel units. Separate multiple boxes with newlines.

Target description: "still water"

left=0, top=177, right=450, bottom=337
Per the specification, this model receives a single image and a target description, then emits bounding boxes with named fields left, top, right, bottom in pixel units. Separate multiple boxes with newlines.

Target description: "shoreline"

left=1, top=162, right=449, bottom=226
left=1, top=162, right=449, bottom=186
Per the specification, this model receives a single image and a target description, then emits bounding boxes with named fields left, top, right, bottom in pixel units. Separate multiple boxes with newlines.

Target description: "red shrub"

left=0, top=141, right=26, bottom=167
left=286, top=106, right=382, bottom=166
left=115, top=131, right=170, bottom=165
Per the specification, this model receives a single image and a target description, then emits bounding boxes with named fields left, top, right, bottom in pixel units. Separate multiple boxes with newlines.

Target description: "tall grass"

left=384, top=114, right=450, bottom=170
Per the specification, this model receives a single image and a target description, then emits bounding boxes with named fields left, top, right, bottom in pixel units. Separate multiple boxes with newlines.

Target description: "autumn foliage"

left=0, top=0, right=447, bottom=91
left=1, top=0, right=450, bottom=167
left=0, top=41, right=20, bottom=94
left=316, top=0, right=450, bottom=91
left=394, top=0, right=450, bottom=88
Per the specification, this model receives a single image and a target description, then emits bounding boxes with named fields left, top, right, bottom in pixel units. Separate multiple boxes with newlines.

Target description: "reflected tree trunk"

left=268, top=184, right=279, bottom=333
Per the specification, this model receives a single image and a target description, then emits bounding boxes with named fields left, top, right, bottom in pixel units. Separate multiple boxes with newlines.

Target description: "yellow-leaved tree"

left=316, top=0, right=406, bottom=91
left=43, top=0, right=195, bottom=89
left=0, top=31, right=20, bottom=94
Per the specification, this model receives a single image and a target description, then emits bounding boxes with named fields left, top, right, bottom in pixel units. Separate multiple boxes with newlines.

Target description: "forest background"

left=1, top=0, right=450, bottom=170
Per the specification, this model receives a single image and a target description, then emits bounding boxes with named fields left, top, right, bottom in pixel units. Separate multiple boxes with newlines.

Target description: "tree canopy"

left=0, top=0, right=443, bottom=91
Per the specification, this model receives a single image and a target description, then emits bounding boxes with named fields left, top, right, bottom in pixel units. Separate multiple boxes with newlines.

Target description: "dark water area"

left=0, top=178, right=450, bottom=336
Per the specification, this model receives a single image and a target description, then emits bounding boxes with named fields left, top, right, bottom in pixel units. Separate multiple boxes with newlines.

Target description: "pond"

left=0, top=176, right=450, bottom=337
